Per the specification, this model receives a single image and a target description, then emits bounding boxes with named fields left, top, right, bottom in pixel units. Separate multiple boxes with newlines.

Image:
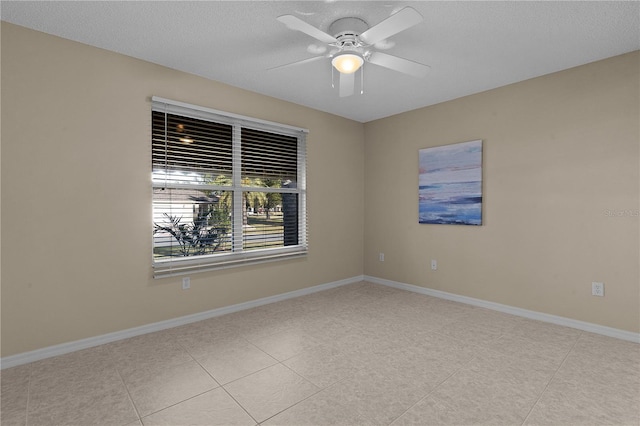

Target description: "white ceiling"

left=2, top=1, right=639, bottom=122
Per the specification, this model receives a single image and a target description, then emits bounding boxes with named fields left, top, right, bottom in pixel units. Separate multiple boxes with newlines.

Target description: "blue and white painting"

left=419, top=140, right=483, bottom=225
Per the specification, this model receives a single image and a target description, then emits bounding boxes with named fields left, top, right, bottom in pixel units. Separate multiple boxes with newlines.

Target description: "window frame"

left=151, top=96, right=308, bottom=278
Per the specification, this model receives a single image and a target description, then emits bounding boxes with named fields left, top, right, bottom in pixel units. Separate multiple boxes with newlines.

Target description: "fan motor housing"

left=328, top=17, right=369, bottom=42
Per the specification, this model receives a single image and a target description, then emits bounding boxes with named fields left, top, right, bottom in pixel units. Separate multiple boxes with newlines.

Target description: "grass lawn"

left=154, top=213, right=286, bottom=257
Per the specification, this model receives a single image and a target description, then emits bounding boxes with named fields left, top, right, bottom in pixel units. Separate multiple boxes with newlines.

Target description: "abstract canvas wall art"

left=419, top=140, right=483, bottom=225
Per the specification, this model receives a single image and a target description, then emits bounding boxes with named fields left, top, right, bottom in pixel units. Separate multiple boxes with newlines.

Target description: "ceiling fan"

left=273, top=7, right=430, bottom=97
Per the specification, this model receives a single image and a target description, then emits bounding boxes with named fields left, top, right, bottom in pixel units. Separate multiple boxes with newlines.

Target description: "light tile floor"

left=1, top=281, right=639, bottom=425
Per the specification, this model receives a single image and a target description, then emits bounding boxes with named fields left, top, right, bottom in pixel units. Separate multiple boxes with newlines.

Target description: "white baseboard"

left=0, top=275, right=364, bottom=370
left=365, top=275, right=639, bottom=344
left=4, top=273, right=635, bottom=369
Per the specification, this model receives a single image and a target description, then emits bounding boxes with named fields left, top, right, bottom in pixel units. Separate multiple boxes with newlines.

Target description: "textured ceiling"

left=2, top=1, right=639, bottom=122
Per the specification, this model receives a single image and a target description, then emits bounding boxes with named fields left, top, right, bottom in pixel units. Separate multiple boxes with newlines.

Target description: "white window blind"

left=151, top=97, right=307, bottom=278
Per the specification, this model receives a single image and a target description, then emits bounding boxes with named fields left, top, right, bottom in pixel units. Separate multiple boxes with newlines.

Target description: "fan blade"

left=359, top=7, right=423, bottom=45
left=307, top=44, right=327, bottom=55
left=368, top=52, right=430, bottom=78
left=339, top=72, right=355, bottom=97
left=268, top=55, right=326, bottom=71
left=277, top=15, right=337, bottom=44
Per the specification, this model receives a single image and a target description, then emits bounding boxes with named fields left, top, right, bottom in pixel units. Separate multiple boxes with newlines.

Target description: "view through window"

left=151, top=98, right=307, bottom=277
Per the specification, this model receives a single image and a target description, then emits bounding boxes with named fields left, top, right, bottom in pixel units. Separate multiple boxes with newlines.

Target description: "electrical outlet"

left=379, top=253, right=384, bottom=262
left=182, top=277, right=191, bottom=290
left=592, top=282, right=604, bottom=297
left=431, top=259, right=437, bottom=270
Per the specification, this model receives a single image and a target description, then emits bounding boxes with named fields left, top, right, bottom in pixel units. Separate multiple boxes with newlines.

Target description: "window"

left=151, top=97, right=307, bottom=278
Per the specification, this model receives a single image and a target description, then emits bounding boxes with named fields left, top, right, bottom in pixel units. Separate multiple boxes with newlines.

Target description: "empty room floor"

left=1, top=281, right=639, bottom=425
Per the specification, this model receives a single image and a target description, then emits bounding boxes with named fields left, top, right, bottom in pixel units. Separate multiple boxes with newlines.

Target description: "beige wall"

left=0, top=23, right=365, bottom=357
left=2, top=23, right=638, bottom=358
left=364, top=51, right=640, bottom=333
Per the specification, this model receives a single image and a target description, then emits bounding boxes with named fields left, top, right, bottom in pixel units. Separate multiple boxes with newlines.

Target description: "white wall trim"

left=0, top=275, right=364, bottom=370
left=5, top=273, right=635, bottom=369
left=365, top=275, right=640, bottom=344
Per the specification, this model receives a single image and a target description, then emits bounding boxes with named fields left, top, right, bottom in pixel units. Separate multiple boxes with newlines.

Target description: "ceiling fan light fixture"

left=332, top=53, right=364, bottom=74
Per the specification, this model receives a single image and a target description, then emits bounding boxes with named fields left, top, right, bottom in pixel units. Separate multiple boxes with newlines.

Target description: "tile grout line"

left=386, top=340, right=489, bottom=425
left=221, top=353, right=326, bottom=425
left=243, top=337, right=282, bottom=365
left=24, top=367, right=32, bottom=426
left=173, top=337, right=261, bottom=425
left=519, top=330, right=584, bottom=425
left=118, top=337, right=207, bottom=423
left=257, top=363, right=350, bottom=425
left=251, top=327, right=382, bottom=424
left=219, top=385, right=261, bottom=426
left=260, top=360, right=326, bottom=422
left=10, top=283, right=633, bottom=425
left=187, top=351, right=260, bottom=425
left=132, top=343, right=232, bottom=421
left=112, top=360, right=144, bottom=424
left=386, top=321, right=531, bottom=425
left=140, top=387, right=226, bottom=420
left=257, top=387, right=325, bottom=425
